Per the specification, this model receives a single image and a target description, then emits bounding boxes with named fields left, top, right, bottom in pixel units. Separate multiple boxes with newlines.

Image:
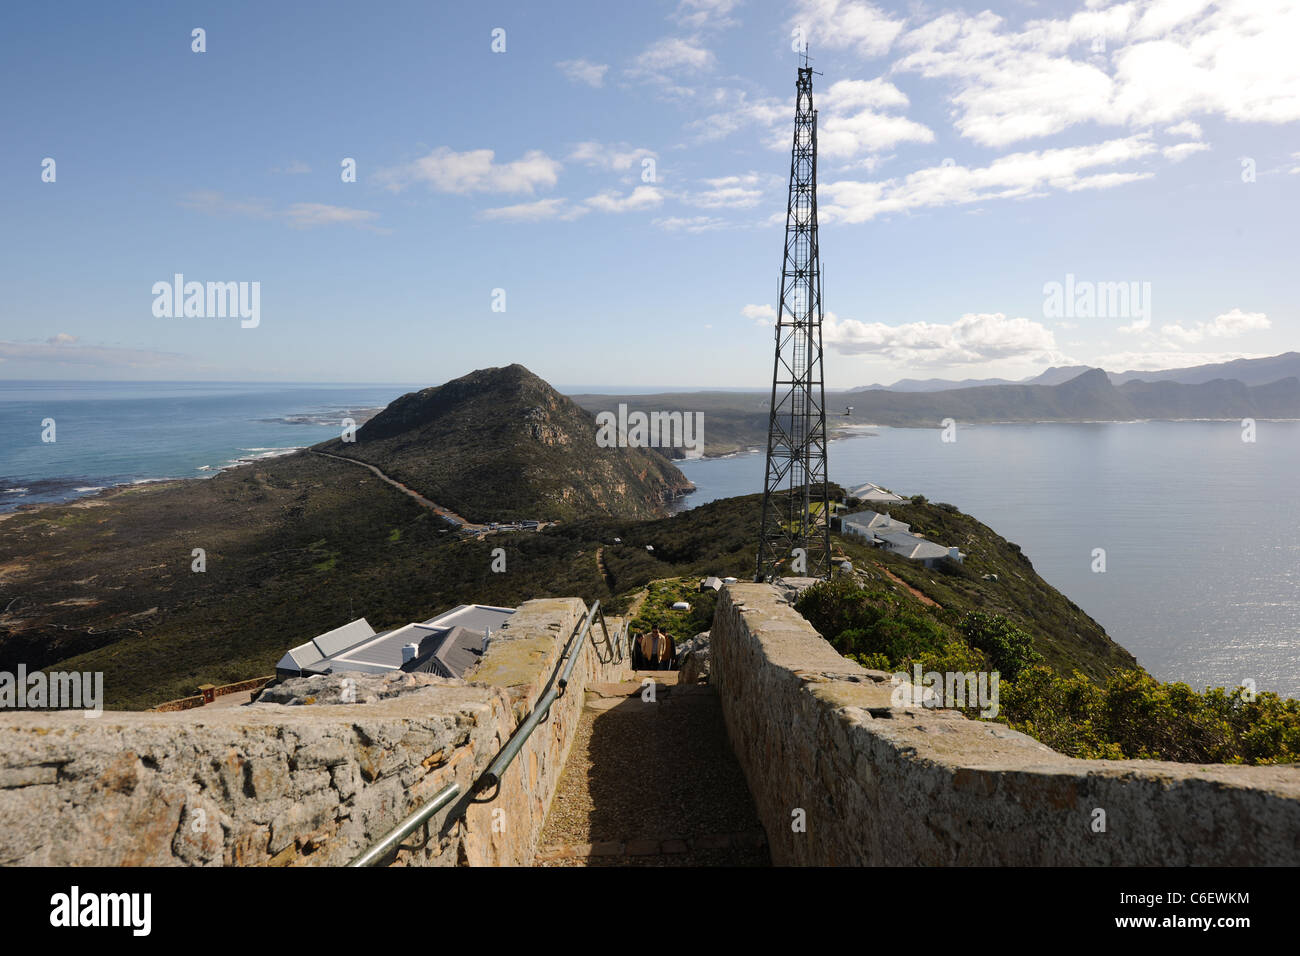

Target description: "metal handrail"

left=477, top=601, right=600, bottom=792
left=346, top=782, right=460, bottom=867
left=347, top=599, right=608, bottom=866
left=590, top=605, right=622, bottom=665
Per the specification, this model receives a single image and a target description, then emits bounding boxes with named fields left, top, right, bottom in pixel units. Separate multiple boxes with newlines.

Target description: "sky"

left=1, top=0, right=1297, bottom=389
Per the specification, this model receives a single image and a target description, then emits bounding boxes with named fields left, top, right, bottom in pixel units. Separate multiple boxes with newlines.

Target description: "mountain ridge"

left=315, top=364, right=694, bottom=523
left=856, top=352, right=1300, bottom=393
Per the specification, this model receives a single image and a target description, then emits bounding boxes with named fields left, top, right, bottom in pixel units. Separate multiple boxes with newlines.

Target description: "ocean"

left=0, top=381, right=416, bottom=509
left=675, top=421, right=1300, bottom=699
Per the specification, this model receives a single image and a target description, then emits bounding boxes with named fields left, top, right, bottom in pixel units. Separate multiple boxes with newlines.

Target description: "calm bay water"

left=676, top=422, right=1300, bottom=699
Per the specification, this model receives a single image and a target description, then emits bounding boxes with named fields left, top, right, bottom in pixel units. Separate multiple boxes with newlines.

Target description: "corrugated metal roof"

left=277, top=605, right=514, bottom=679
left=422, top=604, right=515, bottom=633
left=312, top=618, right=376, bottom=657
left=841, top=510, right=909, bottom=533
left=432, top=626, right=486, bottom=677
left=330, top=622, right=443, bottom=671
left=876, top=531, right=951, bottom=561
left=848, top=482, right=905, bottom=502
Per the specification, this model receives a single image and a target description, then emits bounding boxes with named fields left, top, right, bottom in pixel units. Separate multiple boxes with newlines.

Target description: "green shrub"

left=959, top=611, right=1042, bottom=680
left=796, top=578, right=959, bottom=667
left=997, top=666, right=1300, bottom=764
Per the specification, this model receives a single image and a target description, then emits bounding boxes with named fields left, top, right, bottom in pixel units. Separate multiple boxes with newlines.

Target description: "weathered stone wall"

left=0, top=598, right=624, bottom=866
left=711, top=583, right=1300, bottom=866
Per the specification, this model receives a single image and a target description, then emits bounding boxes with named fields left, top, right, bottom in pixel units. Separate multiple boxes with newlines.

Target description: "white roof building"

left=841, top=509, right=965, bottom=567
left=847, top=482, right=906, bottom=504
left=275, top=604, right=516, bottom=681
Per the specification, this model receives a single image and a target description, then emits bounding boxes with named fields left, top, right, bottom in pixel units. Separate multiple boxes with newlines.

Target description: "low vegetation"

left=628, top=579, right=717, bottom=644
left=796, top=575, right=1299, bottom=765
left=998, top=667, right=1300, bottom=765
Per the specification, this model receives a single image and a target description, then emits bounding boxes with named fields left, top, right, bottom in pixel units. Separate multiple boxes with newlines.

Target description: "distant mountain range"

left=844, top=366, right=1300, bottom=425
left=858, top=365, right=1094, bottom=392
left=858, top=352, right=1300, bottom=392
left=575, top=353, right=1300, bottom=455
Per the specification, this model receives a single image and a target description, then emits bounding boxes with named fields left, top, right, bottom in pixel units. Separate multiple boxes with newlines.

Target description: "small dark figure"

left=637, top=625, right=676, bottom=670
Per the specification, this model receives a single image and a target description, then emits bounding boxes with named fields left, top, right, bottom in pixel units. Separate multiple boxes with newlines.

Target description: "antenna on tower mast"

left=754, top=60, right=833, bottom=584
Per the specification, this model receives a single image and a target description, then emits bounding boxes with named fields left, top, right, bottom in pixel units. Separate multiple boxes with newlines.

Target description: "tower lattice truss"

left=755, top=64, right=832, bottom=583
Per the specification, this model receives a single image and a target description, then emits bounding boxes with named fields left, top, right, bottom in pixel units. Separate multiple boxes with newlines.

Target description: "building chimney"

left=482, top=626, right=491, bottom=653
left=402, top=642, right=419, bottom=665
left=949, top=547, right=961, bottom=562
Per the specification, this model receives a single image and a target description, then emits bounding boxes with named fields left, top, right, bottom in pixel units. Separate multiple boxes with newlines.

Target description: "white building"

left=840, top=509, right=965, bottom=569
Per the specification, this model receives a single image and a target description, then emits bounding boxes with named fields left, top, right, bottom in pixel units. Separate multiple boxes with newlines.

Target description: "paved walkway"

left=536, top=671, right=769, bottom=867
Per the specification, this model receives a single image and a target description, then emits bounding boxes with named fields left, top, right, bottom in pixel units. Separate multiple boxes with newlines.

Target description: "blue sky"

left=2, top=0, right=1296, bottom=388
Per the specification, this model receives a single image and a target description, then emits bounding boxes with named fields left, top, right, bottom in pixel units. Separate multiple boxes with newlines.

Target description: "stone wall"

left=0, top=598, right=624, bottom=866
left=711, top=583, right=1300, bottom=866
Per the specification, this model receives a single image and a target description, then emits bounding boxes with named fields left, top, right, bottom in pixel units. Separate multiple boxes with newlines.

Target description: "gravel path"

left=537, top=673, right=769, bottom=867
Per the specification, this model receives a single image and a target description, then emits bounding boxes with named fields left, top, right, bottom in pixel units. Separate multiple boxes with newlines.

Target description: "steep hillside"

left=316, top=364, right=694, bottom=522
left=833, top=496, right=1139, bottom=681
left=0, top=463, right=1139, bottom=707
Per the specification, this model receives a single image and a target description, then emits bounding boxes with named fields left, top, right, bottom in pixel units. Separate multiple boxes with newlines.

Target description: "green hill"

left=316, top=364, right=694, bottom=522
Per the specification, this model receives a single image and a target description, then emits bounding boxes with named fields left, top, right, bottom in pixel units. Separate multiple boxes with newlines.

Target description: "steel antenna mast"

left=755, top=53, right=832, bottom=583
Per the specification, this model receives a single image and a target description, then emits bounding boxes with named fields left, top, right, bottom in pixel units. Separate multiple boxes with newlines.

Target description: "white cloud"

left=893, top=0, right=1300, bottom=148
left=674, top=0, right=743, bottom=29
left=377, top=148, right=561, bottom=194
left=825, top=311, right=1064, bottom=366
left=584, top=185, right=664, bottom=213
left=629, top=36, right=716, bottom=90
left=483, top=187, right=665, bottom=220
left=689, top=173, right=765, bottom=208
left=690, top=89, right=786, bottom=141
left=742, top=303, right=776, bottom=325
left=480, top=198, right=588, bottom=222
left=47, top=332, right=78, bottom=346
left=820, top=134, right=1157, bottom=223
left=181, top=192, right=382, bottom=230
left=569, top=142, right=658, bottom=173
left=814, top=78, right=934, bottom=159
left=1160, top=308, right=1270, bottom=343
left=272, top=160, right=312, bottom=175
left=1165, top=120, right=1203, bottom=138
left=1099, top=349, right=1268, bottom=372
left=283, top=203, right=381, bottom=229
left=654, top=215, right=729, bottom=233
left=791, top=0, right=907, bottom=58
left=822, top=108, right=935, bottom=159
left=556, top=59, right=609, bottom=87
left=1163, top=141, right=1210, bottom=162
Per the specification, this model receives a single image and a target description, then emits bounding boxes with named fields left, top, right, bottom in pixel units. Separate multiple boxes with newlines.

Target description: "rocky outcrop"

left=677, top=631, right=711, bottom=684
left=255, top=672, right=456, bottom=706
